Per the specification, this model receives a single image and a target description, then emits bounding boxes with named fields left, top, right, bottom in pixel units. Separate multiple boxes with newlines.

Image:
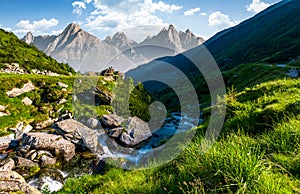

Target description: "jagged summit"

left=22, top=31, right=34, bottom=45
left=168, top=24, right=176, bottom=31
left=65, top=23, right=81, bottom=32
left=21, top=23, right=204, bottom=72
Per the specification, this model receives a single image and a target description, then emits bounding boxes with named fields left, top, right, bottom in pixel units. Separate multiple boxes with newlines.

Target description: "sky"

left=0, top=0, right=281, bottom=42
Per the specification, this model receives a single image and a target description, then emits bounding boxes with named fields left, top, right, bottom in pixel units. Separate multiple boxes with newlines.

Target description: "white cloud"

left=143, top=0, right=182, bottom=13
left=84, top=0, right=93, bottom=3
left=184, top=7, right=201, bottom=16
left=16, top=18, right=59, bottom=31
left=246, top=0, right=272, bottom=14
left=84, top=0, right=182, bottom=40
left=208, top=11, right=237, bottom=29
left=200, top=12, right=207, bottom=16
left=72, top=1, right=87, bottom=15
left=0, top=24, right=12, bottom=32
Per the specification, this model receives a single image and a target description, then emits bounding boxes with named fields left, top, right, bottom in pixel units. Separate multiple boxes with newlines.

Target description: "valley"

left=0, top=0, right=300, bottom=193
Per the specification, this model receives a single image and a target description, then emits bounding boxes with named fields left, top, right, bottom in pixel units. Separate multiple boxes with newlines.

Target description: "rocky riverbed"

left=0, top=112, right=202, bottom=193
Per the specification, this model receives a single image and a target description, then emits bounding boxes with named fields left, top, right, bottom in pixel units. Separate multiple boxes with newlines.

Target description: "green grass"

left=0, top=29, right=75, bottom=75
left=0, top=74, right=153, bottom=136
left=57, top=64, right=300, bottom=193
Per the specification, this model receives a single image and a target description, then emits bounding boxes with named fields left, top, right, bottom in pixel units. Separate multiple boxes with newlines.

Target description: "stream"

left=28, top=112, right=202, bottom=192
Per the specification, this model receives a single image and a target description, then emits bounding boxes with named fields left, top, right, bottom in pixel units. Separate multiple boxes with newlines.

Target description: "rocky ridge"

left=22, top=24, right=204, bottom=72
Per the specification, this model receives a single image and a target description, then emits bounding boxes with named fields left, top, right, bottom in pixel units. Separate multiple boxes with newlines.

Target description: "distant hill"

left=0, top=29, right=75, bottom=75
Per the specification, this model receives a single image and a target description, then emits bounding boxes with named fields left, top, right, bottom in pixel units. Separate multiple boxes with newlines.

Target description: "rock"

left=0, top=105, right=6, bottom=112
left=101, top=114, right=125, bottom=128
left=57, top=82, right=68, bottom=88
left=0, top=135, right=15, bottom=152
left=22, top=133, right=75, bottom=161
left=16, top=124, right=33, bottom=140
left=15, top=156, right=38, bottom=168
left=0, top=171, right=41, bottom=194
left=94, top=86, right=114, bottom=105
left=58, top=98, right=67, bottom=105
left=119, top=117, right=152, bottom=147
left=22, top=97, right=33, bottom=106
left=40, top=155, right=57, bottom=166
left=287, top=69, right=299, bottom=78
left=34, top=118, right=54, bottom=130
left=86, top=118, right=100, bottom=129
left=53, top=119, right=104, bottom=155
left=0, top=158, right=15, bottom=171
left=0, top=112, right=9, bottom=117
left=6, top=81, right=35, bottom=98
left=107, top=127, right=123, bottom=138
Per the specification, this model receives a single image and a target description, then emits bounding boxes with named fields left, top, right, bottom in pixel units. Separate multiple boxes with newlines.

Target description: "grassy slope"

left=0, top=29, right=75, bottom=75
left=0, top=74, right=152, bottom=137
left=57, top=63, right=300, bottom=193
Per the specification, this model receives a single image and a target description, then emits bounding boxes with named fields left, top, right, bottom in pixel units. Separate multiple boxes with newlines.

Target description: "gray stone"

left=15, top=156, right=38, bottom=168
left=0, top=135, right=15, bottom=152
left=53, top=119, right=104, bottom=154
left=0, top=171, right=41, bottom=194
left=0, top=112, right=9, bottom=117
left=58, top=98, right=68, bottom=105
left=0, top=158, right=15, bottom=171
left=22, top=133, right=75, bottom=161
left=107, top=127, right=123, bottom=138
left=34, top=118, right=54, bottom=130
left=86, top=118, right=100, bottom=129
left=6, top=81, right=35, bottom=98
left=101, top=114, right=125, bottom=128
left=16, top=124, right=33, bottom=140
left=119, top=117, right=152, bottom=147
left=57, top=82, right=68, bottom=88
left=22, top=97, right=33, bottom=106
left=40, top=155, right=57, bottom=166
left=0, top=105, right=6, bottom=112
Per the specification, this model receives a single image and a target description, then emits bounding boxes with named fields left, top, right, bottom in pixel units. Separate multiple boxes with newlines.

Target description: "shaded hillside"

left=205, top=0, right=300, bottom=70
left=127, top=0, right=300, bottom=85
left=0, top=29, right=75, bottom=75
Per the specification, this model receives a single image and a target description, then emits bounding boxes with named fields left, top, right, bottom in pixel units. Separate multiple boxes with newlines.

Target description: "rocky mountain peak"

left=22, top=31, right=34, bottom=45
left=104, top=35, right=112, bottom=42
left=64, top=23, right=82, bottom=35
left=168, top=24, right=176, bottom=31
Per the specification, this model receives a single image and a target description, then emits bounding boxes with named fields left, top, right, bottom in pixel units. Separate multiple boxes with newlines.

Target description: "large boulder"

left=6, top=81, right=35, bottom=98
left=119, top=117, right=152, bottom=147
left=0, top=134, right=18, bottom=152
left=0, top=171, right=41, bottom=193
left=101, top=114, right=125, bottom=128
left=0, top=158, right=15, bottom=171
left=15, top=156, right=38, bottom=168
left=53, top=119, right=104, bottom=155
left=22, top=133, right=75, bottom=161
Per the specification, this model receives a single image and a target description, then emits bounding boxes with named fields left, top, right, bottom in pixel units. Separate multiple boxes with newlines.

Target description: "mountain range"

left=127, top=0, right=300, bottom=90
left=22, top=24, right=204, bottom=72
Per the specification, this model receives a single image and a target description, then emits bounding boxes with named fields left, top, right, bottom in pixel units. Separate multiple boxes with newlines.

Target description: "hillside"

left=205, top=0, right=300, bottom=70
left=58, top=63, right=300, bottom=193
left=0, top=29, right=75, bottom=75
left=127, top=0, right=300, bottom=85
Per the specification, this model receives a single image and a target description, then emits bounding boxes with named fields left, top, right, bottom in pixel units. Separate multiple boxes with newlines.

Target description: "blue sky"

left=0, top=0, right=280, bottom=42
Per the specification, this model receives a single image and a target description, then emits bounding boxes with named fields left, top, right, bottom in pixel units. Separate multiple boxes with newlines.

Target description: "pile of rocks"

left=0, top=63, right=62, bottom=76
left=0, top=63, right=25, bottom=74
left=101, top=114, right=152, bottom=147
